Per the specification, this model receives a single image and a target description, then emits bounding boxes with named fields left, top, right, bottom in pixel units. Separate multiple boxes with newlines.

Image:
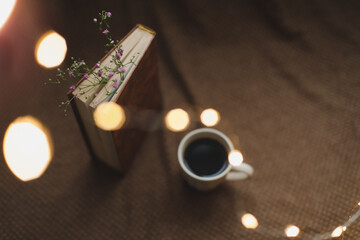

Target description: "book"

left=69, top=24, right=162, bottom=171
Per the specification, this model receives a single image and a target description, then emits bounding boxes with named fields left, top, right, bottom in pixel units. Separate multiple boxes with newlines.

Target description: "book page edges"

left=86, top=30, right=155, bottom=169
left=109, top=33, right=155, bottom=104
left=68, top=24, right=157, bottom=171
left=72, top=25, right=142, bottom=101
left=72, top=24, right=154, bottom=98
left=89, top=28, right=155, bottom=108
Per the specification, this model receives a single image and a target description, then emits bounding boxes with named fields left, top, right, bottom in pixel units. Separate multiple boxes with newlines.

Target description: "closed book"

left=68, top=24, right=162, bottom=171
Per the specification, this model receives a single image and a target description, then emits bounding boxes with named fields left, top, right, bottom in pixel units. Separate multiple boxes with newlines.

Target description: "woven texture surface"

left=0, top=0, right=360, bottom=239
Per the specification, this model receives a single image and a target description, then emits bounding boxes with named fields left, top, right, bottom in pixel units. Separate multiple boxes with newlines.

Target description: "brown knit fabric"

left=0, top=0, right=359, bottom=239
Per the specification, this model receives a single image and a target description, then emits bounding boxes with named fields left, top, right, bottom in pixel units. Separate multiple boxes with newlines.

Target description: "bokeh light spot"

left=241, top=213, right=258, bottom=229
left=0, top=0, right=16, bottom=30
left=285, top=225, right=300, bottom=237
left=35, top=31, right=67, bottom=68
left=93, top=102, right=126, bottom=131
left=200, top=108, right=220, bottom=127
left=229, top=150, right=244, bottom=167
left=3, top=116, right=53, bottom=181
left=165, top=108, right=190, bottom=132
left=331, top=226, right=344, bottom=238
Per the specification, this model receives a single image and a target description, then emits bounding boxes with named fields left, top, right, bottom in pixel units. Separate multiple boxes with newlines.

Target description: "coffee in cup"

left=178, top=128, right=253, bottom=191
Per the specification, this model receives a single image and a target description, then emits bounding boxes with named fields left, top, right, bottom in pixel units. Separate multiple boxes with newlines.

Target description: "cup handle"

left=225, top=163, right=254, bottom=181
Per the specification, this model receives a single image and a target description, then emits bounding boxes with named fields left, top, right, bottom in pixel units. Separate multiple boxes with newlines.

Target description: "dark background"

left=0, top=0, right=359, bottom=239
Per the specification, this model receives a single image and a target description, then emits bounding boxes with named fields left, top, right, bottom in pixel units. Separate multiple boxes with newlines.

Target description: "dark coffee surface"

left=1, top=1, right=360, bottom=239
left=184, top=138, right=228, bottom=177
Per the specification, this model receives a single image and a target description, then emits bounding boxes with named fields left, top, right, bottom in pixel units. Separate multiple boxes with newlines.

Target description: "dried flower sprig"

left=95, top=10, right=118, bottom=53
left=47, top=10, right=137, bottom=116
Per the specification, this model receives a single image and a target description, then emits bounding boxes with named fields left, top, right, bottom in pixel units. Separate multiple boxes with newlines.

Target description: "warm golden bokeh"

left=35, top=30, right=67, bottom=68
left=241, top=213, right=258, bottom=229
left=228, top=150, right=244, bottom=167
left=285, top=225, right=300, bottom=237
left=164, top=108, right=190, bottom=132
left=93, top=102, right=126, bottom=131
left=0, top=0, right=16, bottom=30
left=3, top=116, right=54, bottom=181
left=331, top=226, right=344, bottom=238
left=200, top=108, right=220, bottom=127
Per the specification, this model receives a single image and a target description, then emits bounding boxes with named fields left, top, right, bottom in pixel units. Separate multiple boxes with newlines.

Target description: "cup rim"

left=177, top=128, right=234, bottom=181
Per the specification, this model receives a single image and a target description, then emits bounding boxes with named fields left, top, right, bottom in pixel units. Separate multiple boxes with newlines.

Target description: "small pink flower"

left=93, top=18, right=97, bottom=23
left=83, top=73, right=89, bottom=79
left=97, top=71, right=103, bottom=77
left=120, top=67, right=126, bottom=73
left=68, top=71, right=74, bottom=77
left=95, top=63, right=100, bottom=68
left=108, top=72, right=114, bottom=78
left=116, top=49, right=124, bottom=60
left=102, top=29, right=109, bottom=34
left=113, top=83, right=118, bottom=88
left=107, top=12, right=112, bottom=17
left=69, top=85, right=76, bottom=91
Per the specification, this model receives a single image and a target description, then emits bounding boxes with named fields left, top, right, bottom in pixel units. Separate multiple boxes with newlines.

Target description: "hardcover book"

left=69, top=24, right=162, bottom=171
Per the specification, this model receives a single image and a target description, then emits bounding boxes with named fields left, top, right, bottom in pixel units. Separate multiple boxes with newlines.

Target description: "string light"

left=228, top=150, right=244, bottom=167
left=0, top=0, right=358, bottom=233
left=164, top=108, right=190, bottom=132
left=330, top=226, right=343, bottom=238
left=200, top=108, right=220, bottom=127
left=93, top=102, right=126, bottom=131
left=35, top=30, right=67, bottom=68
left=241, top=213, right=258, bottom=229
left=1, top=105, right=359, bottom=238
left=0, top=0, right=16, bottom=30
left=3, top=116, right=53, bottom=181
left=285, top=225, right=300, bottom=238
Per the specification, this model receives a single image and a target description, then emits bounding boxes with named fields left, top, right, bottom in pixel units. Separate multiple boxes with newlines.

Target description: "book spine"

left=67, top=92, right=97, bottom=159
left=111, top=37, right=163, bottom=171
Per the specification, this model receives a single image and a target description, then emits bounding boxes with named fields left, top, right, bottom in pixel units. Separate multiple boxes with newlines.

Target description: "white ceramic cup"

left=177, top=128, right=254, bottom=191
